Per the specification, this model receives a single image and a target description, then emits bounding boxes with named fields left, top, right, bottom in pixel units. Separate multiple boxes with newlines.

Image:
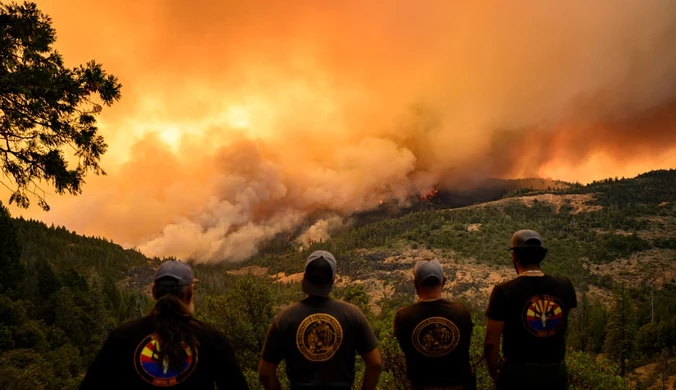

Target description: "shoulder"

left=192, top=319, right=232, bottom=346
left=488, top=282, right=508, bottom=297
left=269, top=301, right=307, bottom=328
left=115, top=315, right=152, bottom=330
left=335, top=299, right=366, bottom=316
left=275, top=301, right=305, bottom=318
left=548, top=274, right=575, bottom=289
left=332, top=299, right=372, bottom=326
left=439, top=300, right=472, bottom=324
left=493, top=275, right=532, bottom=295
left=193, top=319, right=224, bottom=336
left=394, top=303, right=416, bottom=320
left=447, top=300, right=471, bottom=314
left=111, top=316, right=153, bottom=338
left=496, top=277, right=519, bottom=290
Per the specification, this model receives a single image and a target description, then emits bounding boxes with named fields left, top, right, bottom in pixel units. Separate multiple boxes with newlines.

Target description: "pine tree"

left=0, top=2, right=121, bottom=210
left=0, top=203, right=23, bottom=294
left=604, top=284, right=636, bottom=376
left=35, top=258, right=59, bottom=303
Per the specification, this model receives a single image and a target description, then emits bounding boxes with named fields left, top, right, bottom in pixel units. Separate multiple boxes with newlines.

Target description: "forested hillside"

left=2, top=170, right=676, bottom=389
left=0, top=207, right=162, bottom=389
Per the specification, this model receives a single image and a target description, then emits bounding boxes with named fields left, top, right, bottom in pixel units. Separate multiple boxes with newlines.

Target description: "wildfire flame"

left=420, top=189, right=439, bottom=201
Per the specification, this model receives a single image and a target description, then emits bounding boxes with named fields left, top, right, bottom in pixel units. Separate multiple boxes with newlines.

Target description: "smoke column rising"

left=11, top=0, right=676, bottom=262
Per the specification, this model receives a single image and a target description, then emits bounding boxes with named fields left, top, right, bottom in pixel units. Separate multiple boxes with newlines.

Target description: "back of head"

left=152, top=261, right=199, bottom=371
left=413, top=259, right=445, bottom=291
left=510, top=229, right=548, bottom=266
left=302, top=250, right=337, bottom=297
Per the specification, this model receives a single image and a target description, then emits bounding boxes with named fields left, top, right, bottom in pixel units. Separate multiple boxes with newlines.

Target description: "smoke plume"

left=10, top=0, right=676, bottom=262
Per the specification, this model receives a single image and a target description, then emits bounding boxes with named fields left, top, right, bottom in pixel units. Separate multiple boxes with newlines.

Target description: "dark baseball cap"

left=414, top=259, right=444, bottom=286
left=154, top=260, right=197, bottom=286
left=302, top=250, right=337, bottom=297
left=510, top=230, right=544, bottom=249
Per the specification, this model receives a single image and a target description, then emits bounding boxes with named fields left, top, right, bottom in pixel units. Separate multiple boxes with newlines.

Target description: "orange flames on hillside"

left=420, top=189, right=439, bottom=201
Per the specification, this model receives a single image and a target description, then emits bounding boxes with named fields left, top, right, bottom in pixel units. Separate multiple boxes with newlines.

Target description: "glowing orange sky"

left=6, top=0, right=676, bottom=262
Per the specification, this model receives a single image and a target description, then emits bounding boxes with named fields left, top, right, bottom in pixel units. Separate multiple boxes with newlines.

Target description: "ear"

left=185, top=285, right=194, bottom=303
left=511, top=251, right=523, bottom=270
left=442, top=275, right=447, bottom=287
left=151, top=284, right=158, bottom=300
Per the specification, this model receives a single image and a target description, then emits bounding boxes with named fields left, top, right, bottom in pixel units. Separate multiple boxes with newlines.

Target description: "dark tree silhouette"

left=605, top=284, right=637, bottom=376
left=0, top=202, right=22, bottom=293
left=0, top=1, right=121, bottom=210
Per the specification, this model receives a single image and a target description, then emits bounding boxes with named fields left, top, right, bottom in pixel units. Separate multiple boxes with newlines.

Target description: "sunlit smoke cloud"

left=10, top=0, right=676, bottom=262
left=295, top=216, right=347, bottom=250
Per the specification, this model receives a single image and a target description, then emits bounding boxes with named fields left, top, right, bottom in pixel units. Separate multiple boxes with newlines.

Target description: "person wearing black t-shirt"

left=258, top=250, right=383, bottom=390
left=80, top=261, right=248, bottom=390
left=484, top=230, right=577, bottom=390
left=394, top=259, right=473, bottom=390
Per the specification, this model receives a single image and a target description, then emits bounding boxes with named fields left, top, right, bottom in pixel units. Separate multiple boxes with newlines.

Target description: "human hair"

left=513, top=247, right=548, bottom=266
left=152, top=280, right=198, bottom=371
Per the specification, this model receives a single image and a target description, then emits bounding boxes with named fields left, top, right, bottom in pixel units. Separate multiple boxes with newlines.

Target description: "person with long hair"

left=80, top=260, right=248, bottom=389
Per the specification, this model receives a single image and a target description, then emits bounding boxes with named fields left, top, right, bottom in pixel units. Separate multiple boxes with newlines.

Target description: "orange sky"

left=7, top=0, right=676, bottom=262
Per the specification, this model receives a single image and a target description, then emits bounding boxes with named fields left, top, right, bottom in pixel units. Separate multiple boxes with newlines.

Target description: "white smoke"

left=295, top=216, right=346, bottom=249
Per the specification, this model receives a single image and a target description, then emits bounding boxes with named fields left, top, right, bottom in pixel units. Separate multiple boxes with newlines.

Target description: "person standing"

left=394, top=259, right=474, bottom=390
left=80, top=260, right=248, bottom=390
left=484, top=230, right=577, bottom=390
left=258, top=250, right=382, bottom=390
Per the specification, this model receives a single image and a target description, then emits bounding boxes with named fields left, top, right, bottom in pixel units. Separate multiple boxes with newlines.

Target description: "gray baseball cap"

left=510, top=230, right=544, bottom=249
left=154, top=260, right=196, bottom=286
left=302, top=250, right=337, bottom=297
left=414, top=259, right=444, bottom=285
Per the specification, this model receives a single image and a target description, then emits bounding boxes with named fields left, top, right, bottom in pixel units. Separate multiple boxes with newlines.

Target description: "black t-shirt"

left=261, top=296, right=378, bottom=389
left=393, top=299, right=473, bottom=387
left=79, top=315, right=248, bottom=390
left=485, top=274, right=577, bottom=364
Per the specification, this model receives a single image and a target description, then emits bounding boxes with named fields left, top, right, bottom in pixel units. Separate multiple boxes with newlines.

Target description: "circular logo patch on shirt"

left=133, top=333, right=198, bottom=387
left=296, top=313, right=344, bottom=361
left=411, top=316, right=461, bottom=357
left=522, top=295, right=565, bottom=337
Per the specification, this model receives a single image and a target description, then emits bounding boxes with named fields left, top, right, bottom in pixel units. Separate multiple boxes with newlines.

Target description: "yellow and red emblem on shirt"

left=134, top=333, right=198, bottom=386
left=522, top=295, right=565, bottom=337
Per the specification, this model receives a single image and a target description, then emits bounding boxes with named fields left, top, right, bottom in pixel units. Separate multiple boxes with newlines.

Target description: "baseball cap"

left=510, top=230, right=544, bottom=249
left=302, top=250, right=337, bottom=297
left=154, top=260, right=196, bottom=286
left=414, top=259, right=444, bottom=286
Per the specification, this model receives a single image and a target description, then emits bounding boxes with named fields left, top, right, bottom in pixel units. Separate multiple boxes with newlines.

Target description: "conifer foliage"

left=605, top=284, right=637, bottom=376
left=0, top=202, right=22, bottom=293
left=0, top=1, right=121, bottom=210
